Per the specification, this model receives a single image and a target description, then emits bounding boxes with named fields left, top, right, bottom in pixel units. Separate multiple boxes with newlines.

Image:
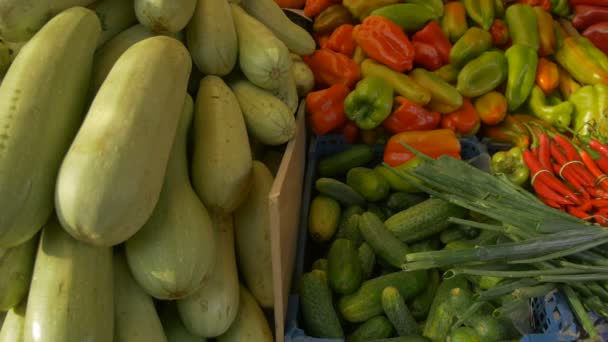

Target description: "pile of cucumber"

left=301, top=145, right=523, bottom=341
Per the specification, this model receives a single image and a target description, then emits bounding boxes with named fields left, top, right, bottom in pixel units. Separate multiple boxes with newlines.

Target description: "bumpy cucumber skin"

left=300, top=270, right=344, bottom=339
left=359, top=212, right=410, bottom=268
left=308, top=195, right=341, bottom=243
left=318, top=145, right=375, bottom=177
left=328, top=239, right=363, bottom=295
left=315, top=178, right=367, bottom=206
left=349, top=316, right=395, bottom=342
left=382, top=287, right=420, bottom=336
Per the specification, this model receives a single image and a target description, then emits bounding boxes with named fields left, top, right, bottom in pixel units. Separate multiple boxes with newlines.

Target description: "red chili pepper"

left=539, top=133, right=553, bottom=174
left=412, top=21, right=452, bottom=65
left=325, top=24, right=356, bottom=57
left=412, top=41, right=443, bottom=71
left=303, top=48, right=360, bottom=88
left=304, top=0, right=341, bottom=17
left=339, top=120, right=359, bottom=144
left=591, top=199, right=608, bottom=207
left=550, top=145, right=592, bottom=200
left=539, top=196, right=564, bottom=209
left=490, top=19, right=510, bottom=47
left=568, top=205, right=592, bottom=220
left=306, top=84, right=350, bottom=135
left=572, top=5, right=608, bottom=30
left=383, top=96, right=441, bottom=134
left=586, top=186, right=608, bottom=200
left=352, top=16, right=415, bottom=72
left=552, top=135, right=596, bottom=185
left=523, top=149, right=583, bottom=205
left=589, top=139, right=608, bottom=173
left=581, top=150, right=608, bottom=192
left=535, top=181, right=576, bottom=206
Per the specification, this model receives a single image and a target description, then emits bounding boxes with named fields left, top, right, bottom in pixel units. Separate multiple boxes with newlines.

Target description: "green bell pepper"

left=491, top=147, right=530, bottom=186
left=505, top=4, right=539, bottom=51
left=551, top=0, right=571, bottom=18
left=528, top=86, right=573, bottom=131
left=505, top=44, right=538, bottom=111
left=410, top=68, right=463, bottom=114
left=463, top=0, right=495, bottom=31
left=456, top=50, right=507, bottom=98
left=434, top=64, right=460, bottom=84
left=344, top=77, right=394, bottom=130
left=371, top=4, right=438, bottom=33
left=570, top=84, right=608, bottom=138
left=450, top=27, right=493, bottom=68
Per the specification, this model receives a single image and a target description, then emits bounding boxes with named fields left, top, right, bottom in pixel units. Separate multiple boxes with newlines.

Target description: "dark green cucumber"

left=312, top=258, right=328, bottom=272
left=308, top=195, right=341, bottom=242
left=448, top=327, right=481, bottom=342
left=409, top=269, right=440, bottom=320
left=335, top=205, right=365, bottom=245
left=339, top=271, right=428, bottom=323
left=370, top=336, right=432, bottom=342
left=409, top=239, right=440, bottom=253
left=367, top=203, right=391, bottom=222
left=349, top=316, right=394, bottom=342
left=316, top=178, right=366, bottom=206
left=385, top=192, right=428, bottom=212
left=447, top=286, right=474, bottom=316
left=328, top=239, right=363, bottom=295
left=423, top=275, right=470, bottom=342
left=359, top=242, right=376, bottom=280
left=466, top=314, right=512, bottom=341
left=385, top=198, right=467, bottom=243
left=299, top=270, right=344, bottom=338
left=382, top=287, right=420, bottom=336
left=359, top=212, right=410, bottom=268
left=347, top=167, right=390, bottom=202
left=318, top=145, right=375, bottom=177
left=439, top=226, right=480, bottom=244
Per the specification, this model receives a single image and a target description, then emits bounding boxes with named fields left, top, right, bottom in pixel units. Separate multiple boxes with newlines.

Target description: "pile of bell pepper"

left=294, top=0, right=608, bottom=222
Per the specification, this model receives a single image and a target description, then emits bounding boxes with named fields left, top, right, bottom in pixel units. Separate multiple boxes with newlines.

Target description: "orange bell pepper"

left=304, top=0, right=340, bottom=17
left=303, top=48, right=361, bottom=88
left=474, top=91, right=508, bottom=126
left=325, top=24, right=356, bottom=57
left=306, top=84, right=350, bottom=135
left=440, top=98, right=481, bottom=137
left=383, top=96, right=441, bottom=134
left=352, top=16, right=415, bottom=72
left=384, top=129, right=462, bottom=166
left=536, top=57, right=560, bottom=95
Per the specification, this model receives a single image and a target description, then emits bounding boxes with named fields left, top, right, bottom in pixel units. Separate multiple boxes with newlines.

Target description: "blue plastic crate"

left=286, top=135, right=583, bottom=342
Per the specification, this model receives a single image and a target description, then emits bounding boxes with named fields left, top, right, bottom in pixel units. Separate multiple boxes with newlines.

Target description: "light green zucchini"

left=291, top=54, right=314, bottom=97
left=186, top=0, right=237, bottom=76
left=230, top=78, right=296, bottom=146
left=0, top=300, right=25, bottom=342
left=91, top=24, right=156, bottom=93
left=160, top=303, right=207, bottom=342
left=0, top=7, right=100, bottom=248
left=240, top=0, right=315, bottom=55
left=55, top=36, right=192, bottom=247
left=230, top=4, right=292, bottom=90
left=89, top=0, right=137, bottom=47
left=272, top=70, right=299, bottom=115
left=23, top=218, right=113, bottom=342
left=0, top=41, right=9, bottom=76
left=234, top=161, right=275, bottom=309
left=191, top=76, right=252, bottom=213
left=0, top=234, right=38, bottom=311
left=135, top=0, right=197, bottom=33
left=177, top=213, right=240, bottom=338
left=114, top=251, right=166, bottom=342
left=217, top=285, right=274, bottom=342
left=0, top=0, right=98, bottom=42
left=125, top=95, right=215, bottom=300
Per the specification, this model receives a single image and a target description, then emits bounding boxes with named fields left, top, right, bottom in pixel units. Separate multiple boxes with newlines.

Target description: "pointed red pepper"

left=412, top=20, right=452, bottom=65
left=306, top=84, right=350, bottom=135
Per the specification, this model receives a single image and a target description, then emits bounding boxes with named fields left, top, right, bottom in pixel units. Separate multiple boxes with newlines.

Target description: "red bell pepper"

left=516, top=0, right=551, bottom=11
left=314, top=32, right=330, bottom=48
left=324, top=24, right=356, bottom=57
left=440, top=98, right=481, bottom=137
left=383, top=129, right=462, bottom=166
left=339, top=120, right=359, bottom=144
left=352, top=16, right=415, bottom=72
left=573, top=5, right=608, bottom=30
left=583, top=22, right=608, bottom=55
left=570, top=0, right=608, bottom=6
left=306, top=84, right=350, bottom=135
left=304, top=0, right=340, bottom=18
left=383, top=96, right=441, bottom=134
left=490, top=19, right=510, bottom=47
left=303, top=48, right=360, bottom=88
left=412, top=21, right=452, bottom=65
left=412, top=41, right=443, bottom=71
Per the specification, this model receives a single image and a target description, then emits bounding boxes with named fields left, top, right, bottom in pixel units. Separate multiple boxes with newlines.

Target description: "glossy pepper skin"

left=412, top=21, right=452, bottom=65
left=554, top=35, right=608, bottom=85
left=570, top=84, right=608, bottom=138
left=325, top=24, right=356, bottom=57
left=491, top=147, right=530, bottom=186
left=304, top=0, right=340, bottom=17
left=410, top=68, right=463, bottom=114
left=528, top=86, right=573, bottom=131
left=481, top=115, right=531, bottom=147
left=583, top=22, right=608, bottom=55
left=571, top=0, right=608, bottom=6
left=342, top=0, right=401, bottom=19
left=370, top=4, right=438, bottom=33
left=536, top=57, right=560, bottom=95
left=449, top=27, right=493, bottom=68
left=573, top=5, right=608, bottom=30
left=407, top=0, right=444, bottom=18
left=534, top=6, right=556, bottom=56
left=474, top=91, right=508, bottom=125
left=303, top=49, right=360, bottom=88
left=463, top=0, right=495, bottom=31
left=558, top=65, right=581, bottom=99
left=344, top=76, right=394, bottom=130
left=505, top=4, right=539, bottom=51
left=306, top=84, right=351, bottom=135
left=352, top=16, right=415, bottom=73
left=456, top=50, right=508, bottom=98
left=383, top=97, right=441, bottom=134
left=442, top=1, right=469, bottom=43
left=383, top=129, right=461, bottom=167
left=551, top=0, right=571, bottom=17
left=490, top=19, right=510, bottom=47
left=361, top=59, right=431, bottom=105
left=505, top=44, right=539, bottom=111
left=441, top=98, right=481, bottom=137
left=412, top=41, right=443, bottom=71
left=434, top=64, right=460, bottom=84
left=313, top=4, right=355, bottom=33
